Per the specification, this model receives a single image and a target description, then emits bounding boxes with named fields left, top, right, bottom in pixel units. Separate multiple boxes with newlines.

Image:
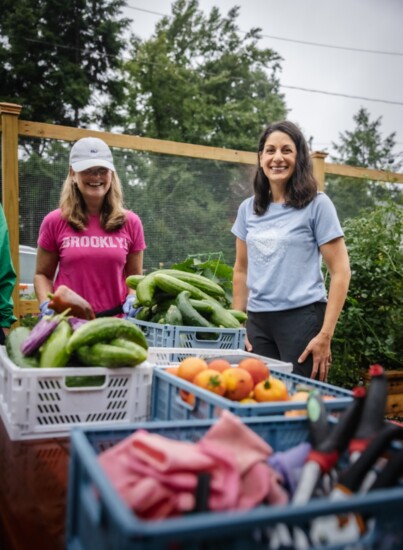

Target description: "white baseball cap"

left=70, top=137, right=115, bottom=172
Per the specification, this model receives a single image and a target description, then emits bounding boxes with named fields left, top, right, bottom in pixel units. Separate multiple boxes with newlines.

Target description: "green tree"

left=123, top=0, right=286, bottom=150
left=0, top=0, right=129, bottom=127
left=120, top=0, right=286, bottom=269
left=326, top=108, right=403, bottom=222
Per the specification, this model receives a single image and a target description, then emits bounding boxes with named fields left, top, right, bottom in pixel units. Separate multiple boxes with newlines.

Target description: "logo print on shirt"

left=61, top=236, right=128, bottom=249
left=248, top=227, right=288, bottom=265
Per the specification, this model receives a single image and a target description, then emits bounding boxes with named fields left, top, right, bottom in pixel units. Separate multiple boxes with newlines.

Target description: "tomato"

left=254, top=376, right=289, bottom=402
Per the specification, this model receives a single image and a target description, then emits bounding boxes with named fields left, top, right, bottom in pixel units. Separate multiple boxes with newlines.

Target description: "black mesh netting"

left=9, top=137, right=256, bottom=273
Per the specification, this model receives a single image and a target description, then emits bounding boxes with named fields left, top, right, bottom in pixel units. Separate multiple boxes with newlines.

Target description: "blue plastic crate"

left=131, top=319, right=246, bottom=354
left=151, top=365, right=353, bottom=420
left=66, top=417, right=403, bottom=550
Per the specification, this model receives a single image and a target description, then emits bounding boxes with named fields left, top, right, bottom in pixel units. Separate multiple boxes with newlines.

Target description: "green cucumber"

left=109, top=338, right=148, bottom=364
left=209, top=303, right=241, bottom=329
left=189, top=299, right=215, bottom=314
left=76, top=342, right=147, bottom=367
left=125, top=274, right=145, bottom=290
left=135, top=306, right=152, bottom=321
left=5, top=327, right=39, bottom=368
left=67, top=317, right=148, bottom=353
left=176, top=291, right=212, bottom=328
left=154, top=273, right=210, bottom=301
left=39, top=320, right=73, bottom=368
left=228, top=309, right=248, bottom=323
left=160, top=269, right=225, bottom=298
left=165, top=304, right=183, bottom=326
left=136, top=272, right=159, bottom=306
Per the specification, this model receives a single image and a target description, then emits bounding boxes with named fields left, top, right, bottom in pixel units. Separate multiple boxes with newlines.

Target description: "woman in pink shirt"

left=34, top=137, right=146, bottom=317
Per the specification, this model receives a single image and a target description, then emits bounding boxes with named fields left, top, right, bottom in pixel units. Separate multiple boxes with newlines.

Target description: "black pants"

left=0, top=328, right=5, bottom=346
left=246, top=302, right=326, bottom=378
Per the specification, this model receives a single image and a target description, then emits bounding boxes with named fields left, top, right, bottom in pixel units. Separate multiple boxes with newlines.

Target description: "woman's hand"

left=298, top=331, right=332, bottom=381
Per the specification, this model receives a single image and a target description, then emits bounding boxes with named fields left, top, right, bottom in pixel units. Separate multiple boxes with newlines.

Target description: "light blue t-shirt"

left=231, top=192, right=344, bottom=312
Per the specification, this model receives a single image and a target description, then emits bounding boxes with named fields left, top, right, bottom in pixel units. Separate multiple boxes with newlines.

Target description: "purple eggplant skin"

left=20, top=316, right=59, bottom=356
left=68, top=317, right=89, bottom=332
left=20, top=309, right=71, bottom=356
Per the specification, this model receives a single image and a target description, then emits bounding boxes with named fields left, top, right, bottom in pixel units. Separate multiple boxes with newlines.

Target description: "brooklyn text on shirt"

left=61, top=236, right=129, bottom=249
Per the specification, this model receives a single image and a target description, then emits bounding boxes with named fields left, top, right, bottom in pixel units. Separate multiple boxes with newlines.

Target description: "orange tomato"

left=208, top=359, right=233, bottom=373
left=221, top=367, right=254, bottom=401
left=165, top=365, right=180, bottom=376
left=254, top=376, right=289, bottom=402
left=237, top=358, right=270, bottom=386
left=179, top=389, right=195, bottom=406
left=177, top=357, right=208, bottom=382
left=193, top=369, right=227, bottom=396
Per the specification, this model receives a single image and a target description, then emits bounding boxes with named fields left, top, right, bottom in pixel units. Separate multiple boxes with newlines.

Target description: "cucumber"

left=189, top=299, right=215, bottom=314
left=176, top=291, right=212, bottom=328
left=125, top=274, right=145, bottom=290
left=160, top=269, right=225, bottom=298
left=227, top=309, right=248, bottom=323
left=5, top=327, right=39, bottom=368
left=135, top=306, right=152, bottom=321
left=39, top=320, right=73, bottom=368
left=136, top=272, right=159, bottom=306
left=109, top=337, right=148, bottom=360
left=76, top=342, right=147, bottom=367
left=209, top=302, right=241, bottom=329
left=154, top=273, right=210, bottom=301
left=66, top=317, right=148, bottom=353
left=165, top=304, right=183, bottom=326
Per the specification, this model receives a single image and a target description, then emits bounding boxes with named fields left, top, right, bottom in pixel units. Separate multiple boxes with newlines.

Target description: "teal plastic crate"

left=66, top=417, right=403, bottom=550
left=131, top=319, right=246, bottom=352
left=150, top=363, right=353, bottom=420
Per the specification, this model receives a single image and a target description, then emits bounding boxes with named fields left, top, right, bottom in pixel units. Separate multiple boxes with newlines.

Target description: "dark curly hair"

left=253, top=121, right=318, bottom=215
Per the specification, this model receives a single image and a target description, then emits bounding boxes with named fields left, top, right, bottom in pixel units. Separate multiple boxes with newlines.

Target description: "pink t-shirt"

left=38, top=209, right=146, bottom=314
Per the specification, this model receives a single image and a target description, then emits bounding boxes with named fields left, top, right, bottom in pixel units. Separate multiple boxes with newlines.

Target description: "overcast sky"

left=124, top=0, right=403, bottom=166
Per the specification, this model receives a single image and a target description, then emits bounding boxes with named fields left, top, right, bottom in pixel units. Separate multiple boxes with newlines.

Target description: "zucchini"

left=209, top=303, right=241, bottom=329
left=135, top=306, right=152, bottom=321
left=228, top=309, right=248, bottom=323
left=66, top=317, right=148, bottom=354
left=189, top=299, right=215, bottom=314
left=5, top=327, right=39, bottom=368
left=76, top=342, right=147, bottom=367
left=126, top=274, right=145, bottom=290
left=39, top=320, right=73, bottom=368
left=165, top=304, right=183, bottom=326
left=136, top=272, right=159, bottom=306
left=109, top=338, right=149, bottom=363
left=160, top=269, right=225, bottom=298
left=176, top=291, right=212, bottom=328
left=65, top=375, right=106, bottom=388
left=154, top=273, right=210, bottom=301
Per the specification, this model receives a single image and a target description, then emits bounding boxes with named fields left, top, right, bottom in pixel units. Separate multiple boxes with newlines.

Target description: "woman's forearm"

left=321, top=270, right=351, bottom=338
left=232, top=270, right=248, bottom=312
left=34, top=274, right=54, bottom=304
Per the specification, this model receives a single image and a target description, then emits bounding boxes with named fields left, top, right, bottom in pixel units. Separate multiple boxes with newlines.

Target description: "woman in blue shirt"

left=232, top=121, right=351, bottom=381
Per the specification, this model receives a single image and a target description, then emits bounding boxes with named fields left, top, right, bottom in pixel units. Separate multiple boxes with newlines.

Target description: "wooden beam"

left=0, top=102, right=22, bottom=321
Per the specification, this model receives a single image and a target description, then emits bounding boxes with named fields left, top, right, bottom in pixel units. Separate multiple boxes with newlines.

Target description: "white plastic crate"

left=147, top=347, right=293, bottom=374
left=0, top=346, right=153, bottom=441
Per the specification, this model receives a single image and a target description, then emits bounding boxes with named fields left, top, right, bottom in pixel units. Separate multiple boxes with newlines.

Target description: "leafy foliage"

left=0, top=0, right=129, bottom=126
left=328, top=202, right=403, bottom=388
left=326, top=108, right=403, bottom=222
left=123, top=0, right=286, bottom=150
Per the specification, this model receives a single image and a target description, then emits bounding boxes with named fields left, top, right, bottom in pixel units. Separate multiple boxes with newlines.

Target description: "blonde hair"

left=59, top=172, right=126, bottom=231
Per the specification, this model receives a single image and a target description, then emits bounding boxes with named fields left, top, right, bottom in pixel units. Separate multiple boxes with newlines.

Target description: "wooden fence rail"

left=1, top=102, right=403, bottom=320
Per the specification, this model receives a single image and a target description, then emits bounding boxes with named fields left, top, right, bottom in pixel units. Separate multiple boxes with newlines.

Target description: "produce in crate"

left=6, top=315, right=149, bottom=369
left=127, top=268, right=246, bottom=329
left=173, top=355, right=291, bottom=404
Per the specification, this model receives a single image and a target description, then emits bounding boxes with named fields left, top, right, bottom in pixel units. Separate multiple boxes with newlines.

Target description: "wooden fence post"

left=1, top=102, right=23, bottom=321
left=311, top=151, right=328, bottom=191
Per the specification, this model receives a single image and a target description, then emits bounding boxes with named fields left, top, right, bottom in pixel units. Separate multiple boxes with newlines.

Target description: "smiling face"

left=71, top=166, right=113, bottom=212
left=259, top=131, right=297, bottom=190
